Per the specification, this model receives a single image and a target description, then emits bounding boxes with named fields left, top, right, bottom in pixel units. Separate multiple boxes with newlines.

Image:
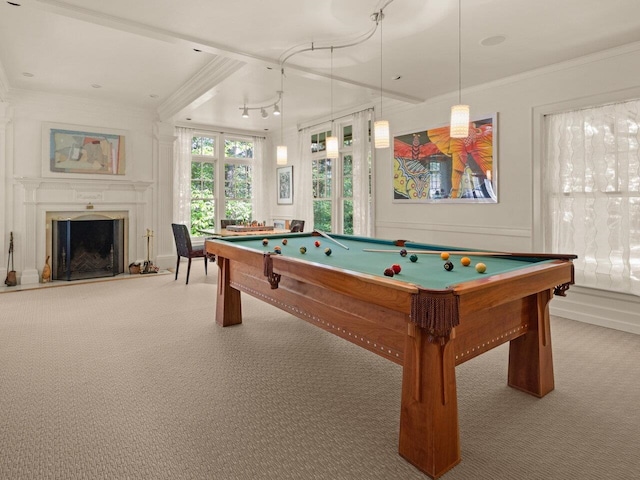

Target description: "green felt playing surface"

left=215, top=233, right=552, bottom=290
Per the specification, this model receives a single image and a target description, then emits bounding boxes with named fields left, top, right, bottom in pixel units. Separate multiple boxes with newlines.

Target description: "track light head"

left=241, top=106, right=249, bottom=118
left=273, top=104, right=281, bottom=116
left=261, top=108, right=269, bottom=119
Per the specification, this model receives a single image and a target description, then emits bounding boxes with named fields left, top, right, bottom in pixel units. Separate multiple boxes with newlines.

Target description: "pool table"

left=205, top=233, right=575, bottom=479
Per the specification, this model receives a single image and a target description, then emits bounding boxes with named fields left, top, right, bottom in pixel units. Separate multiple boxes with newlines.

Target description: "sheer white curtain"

left=251, top=136, right=267, bottom=223
left=173, top=127, right=193, bottom=225
left=297, top=127, right=314, bottom=229
left=544, top=100, right=640, bottom=295
left=352, top=109, right=373, bottom=236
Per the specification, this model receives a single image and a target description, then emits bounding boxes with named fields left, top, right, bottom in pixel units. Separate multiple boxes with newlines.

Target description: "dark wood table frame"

left=205, top=238, right=574, bottom=478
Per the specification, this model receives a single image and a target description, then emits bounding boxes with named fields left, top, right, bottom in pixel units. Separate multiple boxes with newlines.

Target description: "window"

left=190, top=135, right=216, bottom=235
left=310, top=124, right=359, bottom=233
left=312, top=129, right=333, bottom=232
left=188, top=134, right=256, bottom=235
left=224, top=138, right=254, bottom=222
left=544, top=100, right=640, bottom=295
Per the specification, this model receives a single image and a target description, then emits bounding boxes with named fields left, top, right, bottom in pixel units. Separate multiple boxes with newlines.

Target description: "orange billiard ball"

left=475, top=262, right=487, bottom=273
left=440, top=252, right=450, bottom=260
left=461, top=256, right=471, bottom=266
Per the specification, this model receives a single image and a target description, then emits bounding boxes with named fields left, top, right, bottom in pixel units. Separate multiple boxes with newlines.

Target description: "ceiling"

left=2, top=0, right=640, bottom=134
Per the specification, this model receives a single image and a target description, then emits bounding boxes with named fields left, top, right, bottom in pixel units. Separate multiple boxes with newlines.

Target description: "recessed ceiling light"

left=186, top=118, right=192, bottom=121
left=91, top=84, right=102, bottom=88
left=7, top=2, right=22, bottom=6
left=193, top=48, right=202, bottom=52
left=392, top=75, right=402, bottom=81
left=149, top=94, right=159, bottom=98
left=22, top=72, right=34, bottom=77
left=480, top=35, right=506, bottom=47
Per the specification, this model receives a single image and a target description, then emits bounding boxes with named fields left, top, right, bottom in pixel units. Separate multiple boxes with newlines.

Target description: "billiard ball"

left=461, top=256, right=471, bottom=266
left=475, top=262, right=487, bottom=273
left=315, top=240, right=321, bottom=247
left=324, top=248, right=332, bottom=256
left=299, top=246, right=307, bottom=254
left=399, top=248, right=408, bottom=257
left=384, top=267, right=395, bottom=277
left=444, top=261, right=454, bottom=271
left=282, top=239, right=288, bottom=245
left=440, top=252, right=450, bottom=260
left=273, top=246, right=282, bottom=254
left=262, top=238, right=269, bottom=246
left=391, top=264, right=401, bottom=274
left=409, top=254, right=418, bottom=263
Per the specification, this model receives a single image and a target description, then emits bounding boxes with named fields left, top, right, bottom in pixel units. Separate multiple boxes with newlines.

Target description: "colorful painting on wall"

left=393, top=114, right=497, bottom=203
left=49, top=128, right=126, bottom=175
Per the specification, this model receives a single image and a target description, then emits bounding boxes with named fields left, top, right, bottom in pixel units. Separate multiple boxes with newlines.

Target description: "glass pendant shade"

left=326, top=136, right=339, bottom=159
left=374, top=120, right=390, bottom=149
left=276, top=145, right=288, bottom=165
left=450, top=104, right=470, bottom=138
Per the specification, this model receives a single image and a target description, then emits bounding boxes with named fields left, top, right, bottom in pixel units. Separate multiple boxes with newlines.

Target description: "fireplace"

left=51, top=216, right=125, bottom=281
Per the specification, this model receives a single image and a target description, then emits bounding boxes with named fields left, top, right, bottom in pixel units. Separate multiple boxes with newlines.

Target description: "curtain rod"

left=297, top=107, right=374, bottom=132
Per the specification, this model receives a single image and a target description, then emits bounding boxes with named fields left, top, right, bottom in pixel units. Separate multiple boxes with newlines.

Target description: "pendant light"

left=276, top=67, right=288, bottom=165
left=326, top=46, right=339, bottom=159
left=374, top=9, right=390, bottom=149
left=450, top=0, right=469, bottom=138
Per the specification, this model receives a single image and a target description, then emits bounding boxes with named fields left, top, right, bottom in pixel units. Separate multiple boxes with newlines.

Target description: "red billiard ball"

left=391, top=264, right=401, bottom=274
left=314, top=240, right=321, bottom=247
left=383, top=267, right=395, bottom=277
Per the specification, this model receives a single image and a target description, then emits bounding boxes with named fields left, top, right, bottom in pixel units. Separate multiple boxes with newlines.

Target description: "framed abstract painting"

left=393, top=114, right=497, bottom=203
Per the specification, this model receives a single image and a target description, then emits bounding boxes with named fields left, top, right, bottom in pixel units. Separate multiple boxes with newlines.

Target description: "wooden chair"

left=220, top=219, right=238, bottom=229
left=171, top=223, right=208, bottom=284
left=290, top=220, right=305, bottom=232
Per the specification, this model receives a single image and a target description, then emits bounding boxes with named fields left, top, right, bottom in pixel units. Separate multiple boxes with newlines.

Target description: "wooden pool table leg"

left=399, top=324, right=460, bottom=479
left=215, top=257, right=242, bottom=327
left=507, top=289, right=554, bottom=397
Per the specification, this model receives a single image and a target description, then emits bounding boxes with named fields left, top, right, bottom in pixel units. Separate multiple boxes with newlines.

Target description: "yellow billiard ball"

left=475, top=262, right=487, bottom=273
left=440, top=252, right=450, bottom=260
left=461, top=256, right=471, bottom=266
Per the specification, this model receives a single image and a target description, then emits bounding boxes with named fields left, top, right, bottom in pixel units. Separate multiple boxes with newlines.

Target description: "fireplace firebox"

left=52, top=217, right=124, bottom=281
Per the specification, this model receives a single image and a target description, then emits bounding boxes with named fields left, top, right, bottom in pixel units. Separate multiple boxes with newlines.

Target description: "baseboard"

left=550, top=286, right=640, bottom=335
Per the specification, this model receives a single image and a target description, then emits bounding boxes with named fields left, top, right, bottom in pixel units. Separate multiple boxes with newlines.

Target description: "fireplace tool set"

left=141, top=228, right=158, bottom=274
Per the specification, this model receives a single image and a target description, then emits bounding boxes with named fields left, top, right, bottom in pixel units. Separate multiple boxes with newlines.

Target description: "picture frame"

left=277, top=166, right=293, bottom=205
left=393, top=113, right=497, bottom=203
left=42, top=123, right=128, bottom=178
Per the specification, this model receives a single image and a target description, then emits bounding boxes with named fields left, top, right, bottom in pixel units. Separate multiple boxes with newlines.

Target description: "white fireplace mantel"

left=14, top=176, right=154, bottom=285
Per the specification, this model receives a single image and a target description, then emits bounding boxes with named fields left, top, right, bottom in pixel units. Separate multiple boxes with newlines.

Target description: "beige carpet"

left=0, top=261, right=638, bottom=479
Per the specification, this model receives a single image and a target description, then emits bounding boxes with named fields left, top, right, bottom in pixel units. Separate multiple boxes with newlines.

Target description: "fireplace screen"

left=52, top=218, right=124, bottom=281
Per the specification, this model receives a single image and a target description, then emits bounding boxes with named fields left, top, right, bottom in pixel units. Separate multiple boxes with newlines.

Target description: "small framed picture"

left=277, top=166, right=293, bottom=205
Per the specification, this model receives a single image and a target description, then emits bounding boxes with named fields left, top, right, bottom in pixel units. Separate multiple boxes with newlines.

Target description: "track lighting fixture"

left=239, top=92, right=282, bottom=119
